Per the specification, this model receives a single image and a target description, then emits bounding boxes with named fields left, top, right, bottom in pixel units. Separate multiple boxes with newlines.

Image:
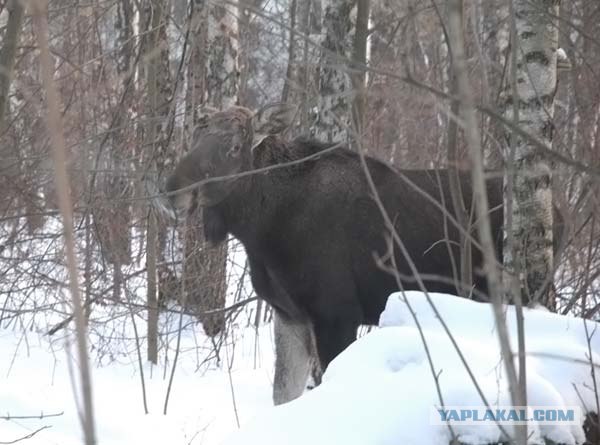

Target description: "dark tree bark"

left=444, top=0, right=473, bottom=298
left=144, top=0, right=174, bottom=363
left=0, top=0, right=23, bottom=128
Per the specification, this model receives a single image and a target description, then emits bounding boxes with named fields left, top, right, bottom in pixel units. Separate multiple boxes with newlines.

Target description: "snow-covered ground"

left=1, top=232, right=271, bottom=445
left=227, top=292, right=600, bottom=445
left=1, top=321, right=275, bottom=445
left=2, top=291, right=599, bottom=445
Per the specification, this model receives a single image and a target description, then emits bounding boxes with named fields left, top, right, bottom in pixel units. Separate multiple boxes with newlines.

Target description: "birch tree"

left=350, top=0, right=369, bottom=137
left=503, top=0, right=560, bottom=309
left=182, top=0, right=239, bottom=337
left=312, top=0, right=354, bottom=143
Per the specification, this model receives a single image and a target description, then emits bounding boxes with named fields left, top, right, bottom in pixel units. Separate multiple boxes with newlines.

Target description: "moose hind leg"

left=272, top=312, right=314, bottom=405
left=312, top=312, right=360, bottom=371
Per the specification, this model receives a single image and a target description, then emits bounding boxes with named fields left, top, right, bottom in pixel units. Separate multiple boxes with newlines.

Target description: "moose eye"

left=227, top=143, right=242, bottom=157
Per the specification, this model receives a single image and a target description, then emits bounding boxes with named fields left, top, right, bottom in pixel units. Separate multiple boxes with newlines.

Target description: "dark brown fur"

left=165, top=106, right=562, bottom=374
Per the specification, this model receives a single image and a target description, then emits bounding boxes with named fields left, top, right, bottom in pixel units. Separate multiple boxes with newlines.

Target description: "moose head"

left=164, top=104, right=296, bottom=213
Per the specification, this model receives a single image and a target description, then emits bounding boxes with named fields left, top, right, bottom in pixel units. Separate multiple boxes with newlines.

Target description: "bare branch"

left=447, top=1, right=524, bottom=443
left=0, top=426, right=51, bottom=444
left=0, top=411, right=63, bottom=420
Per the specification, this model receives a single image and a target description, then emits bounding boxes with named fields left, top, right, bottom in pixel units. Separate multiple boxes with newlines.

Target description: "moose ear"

left=251, top=103, right=296, bottom=149
left=191, top=124, right=206, bottom=144
left=198, top=105, right=219, bottom=118
left=191, top=106, right=219, bottom=142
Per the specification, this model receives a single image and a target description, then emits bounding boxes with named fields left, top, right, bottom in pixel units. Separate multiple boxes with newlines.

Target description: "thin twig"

left=163, top=217, right=191, bottom=415
left=583, top=320, right=600, bottom=418
left=0, top=412, right=63, bottom=420
left=225, top=333, right=240, bottom=428
left=0, top=426, right=51, bottom=444
left=382, top=234, right=457, bottom=442
left=125, top=288, right=149, bottom=414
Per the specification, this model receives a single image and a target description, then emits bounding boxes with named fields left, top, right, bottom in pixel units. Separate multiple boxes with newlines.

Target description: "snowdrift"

left=225, top=292, right=600, bottom=445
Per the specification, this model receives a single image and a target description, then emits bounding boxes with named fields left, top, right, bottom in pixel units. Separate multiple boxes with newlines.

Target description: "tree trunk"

left=503, top=0, right=559, bottom=309
left=0, top=0, right=23, bottom=128
left=445, top=0, right=473, bottom=298
left=0, top=0, right=24, bottom=220
left=481, top=0, right=507, bottom=168
left=95, top=0, right=135, bottom=306
left=144, top=0, right=173, bottom=363
left=182, top=1, right=239, bottom=337
left=350, top=0, right=369, bottom=138
left=281, top=0, right=298, bottom=104
left=312, top=0, right=354, bottom=143
left=237, top=0, right=264, bottom=106
left=206, top=4, right=239, bottom=109
left=297, top=0, right=316, bottom=133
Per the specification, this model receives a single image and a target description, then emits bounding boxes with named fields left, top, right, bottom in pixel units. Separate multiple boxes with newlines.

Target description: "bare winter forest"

left=1, top=0, right=600, bottom=444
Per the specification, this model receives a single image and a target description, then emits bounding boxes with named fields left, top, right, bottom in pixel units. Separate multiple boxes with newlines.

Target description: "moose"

left=163, top=104, right=561, bottom=404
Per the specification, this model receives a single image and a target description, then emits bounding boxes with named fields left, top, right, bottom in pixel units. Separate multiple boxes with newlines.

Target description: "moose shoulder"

left=164, top=104, right=561, bottom=404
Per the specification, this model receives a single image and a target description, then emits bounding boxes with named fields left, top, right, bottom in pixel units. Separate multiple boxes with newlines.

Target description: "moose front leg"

left=272, top=312, right=315, bottom=405
left=247, top=256, right=315, bottom=404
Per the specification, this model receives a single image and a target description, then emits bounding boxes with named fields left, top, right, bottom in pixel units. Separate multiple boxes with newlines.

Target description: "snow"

left=557, top=47, right=568, bottom=62
left=0, top=322, right=275, bottom=445
left=1, top=224, right=265, bottom=445
left=2, top=291, right=599, bottom=445
left=226, top=292, right=600, bottom=445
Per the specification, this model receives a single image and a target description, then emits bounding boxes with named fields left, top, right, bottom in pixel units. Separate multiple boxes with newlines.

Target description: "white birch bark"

left=312, top=0, right=354, bottom=143
left=503, top=0, right=560, bottom=309
left=206, top=4, right=239, bottom=108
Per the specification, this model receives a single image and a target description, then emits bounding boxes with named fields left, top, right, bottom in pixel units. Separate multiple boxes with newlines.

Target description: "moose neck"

left=206, top=136, right=316, bottom=248
left=206, top=164, right=279, bottom=248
